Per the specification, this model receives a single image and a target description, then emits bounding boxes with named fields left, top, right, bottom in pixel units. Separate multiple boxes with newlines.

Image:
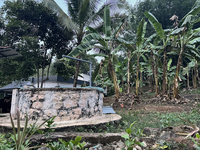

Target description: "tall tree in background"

left=43, top=0, right=123, bottom=87
left=135, top=0, right=196, bottom=36
left=1, top=0, right=73, bottom=87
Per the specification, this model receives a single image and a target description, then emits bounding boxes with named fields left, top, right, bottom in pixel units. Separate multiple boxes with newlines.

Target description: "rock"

left=159, top=131, right=175, bottom=141
left=38, top=147, right=48, bottom=150
left=143, top=127, right=160, bottom=136
left=141, top=141, right=147, bottom=147
left=135, top=145, right=142, bottom=150
left=89, top=144, right=103, bottom=150
left=116, top=140, right=125, bottom=148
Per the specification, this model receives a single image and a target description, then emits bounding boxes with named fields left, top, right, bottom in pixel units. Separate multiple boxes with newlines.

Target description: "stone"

left=116, top=140, right=125, bottom=148
left=44, top=109, right=57, bottom=117
left=135, top=145, right=142, bottom=150
left=32, top=102, right=43, bottom=109
left=55, top=103, right=63, bottom=109
left=73, top=108, right=82, bottom=115
left=17, top=88, right=103, bottom=121
left=64, top=100, right=78, bottom=109
left=143, top=127, right=160, bottom=136
left=79, top=98, right=88, bottom=108
left=70, top=114, right=80, bottom=120
left=69, top=94, right=80, bottom=100
left=58, top=110, right=68, bottom=117
left=38, top=94, right=45, bottom=101
left=28, top=109, right=42, bottom=120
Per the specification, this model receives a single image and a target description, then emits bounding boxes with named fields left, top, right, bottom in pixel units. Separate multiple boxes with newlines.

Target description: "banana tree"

left=144, top=11, right=172, bottom=96
left=116, top=19, right=148, bottom=96
left=182, top=60, right=196, bottom=89
left=43, top=0, right=120, bottom=87
left=170, top=0, right=200, bottom=98
left=67, top=6, right=125, bottom=100
left=145, top=32, right=164, bottom=96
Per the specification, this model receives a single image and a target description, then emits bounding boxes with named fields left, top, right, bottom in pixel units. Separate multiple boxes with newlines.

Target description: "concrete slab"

left=0, top=113, right=121, bottom=130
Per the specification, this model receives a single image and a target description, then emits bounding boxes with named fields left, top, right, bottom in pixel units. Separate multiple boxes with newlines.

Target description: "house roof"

left=0, top=46, right=22, bottom=59
left=0, top=80, right=30, bottom=92
left=0, top=75, right=93, bottom=92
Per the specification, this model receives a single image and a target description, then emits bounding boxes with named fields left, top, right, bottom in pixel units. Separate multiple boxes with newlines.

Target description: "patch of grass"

left=104, top=108, right=200, bottom=135
left=181, top=88, right=200, bottom=94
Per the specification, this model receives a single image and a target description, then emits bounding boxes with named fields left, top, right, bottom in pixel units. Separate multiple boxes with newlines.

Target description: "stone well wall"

left=13, top=88, right=103, bottom=121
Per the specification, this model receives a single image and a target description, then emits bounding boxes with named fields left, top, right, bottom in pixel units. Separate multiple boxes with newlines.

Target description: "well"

left=11, top=88, right=103, bottom=121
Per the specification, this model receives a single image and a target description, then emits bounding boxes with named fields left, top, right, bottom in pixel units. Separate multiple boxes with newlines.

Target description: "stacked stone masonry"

left=17, top=88, right=103, bottom=121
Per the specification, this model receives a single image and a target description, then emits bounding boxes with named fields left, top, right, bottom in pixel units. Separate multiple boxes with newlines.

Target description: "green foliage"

left=121, top=121, right=144, bottom=150
left=191, top=133, right=200, bottom=149
left=9, top=109, right=55, bottom=150
left=50, top=60, right=76, bottom=80
left=0, top=133, right=14, bottom=150
left=28, top=116, right=56, bottom=137
left=0, top=0, right=73, bottom=87
left=48, top=137, right=86, bottom=150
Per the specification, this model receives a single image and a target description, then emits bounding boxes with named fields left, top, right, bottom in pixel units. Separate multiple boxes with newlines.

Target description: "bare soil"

left=103, top=91, right=199, bottom=113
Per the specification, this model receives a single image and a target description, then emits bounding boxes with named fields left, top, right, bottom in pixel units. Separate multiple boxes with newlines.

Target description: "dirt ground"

left=102, top=90, right=200, bottom=149
left=103, top=90, right=200, bottom=113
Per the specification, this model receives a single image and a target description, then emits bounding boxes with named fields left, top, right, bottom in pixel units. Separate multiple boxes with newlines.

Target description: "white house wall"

left=33, top=82, right=82, bottom=88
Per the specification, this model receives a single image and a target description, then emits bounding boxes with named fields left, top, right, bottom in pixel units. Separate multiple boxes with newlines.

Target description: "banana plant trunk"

left=155, top=58, right=159, bottom=96
left=100, top=59, right=104, bottom=85
left=193, top=61, right=198, bottom=89
left=187, top=71, right=190, bottom=89
left=151, top=50, right=159, bottom=96
left=197, top=63, right=200, bottom=87
left=108, top=57, right=120, bottom=101
left=127, top=51, right=130, bottom=93
left=173, top=47, right=184, bottom=98
left=162, top=46, right=167, bottom=95
left=136, top=58, right=140, bottom=96
left=140, top=71, right=143, bottom=94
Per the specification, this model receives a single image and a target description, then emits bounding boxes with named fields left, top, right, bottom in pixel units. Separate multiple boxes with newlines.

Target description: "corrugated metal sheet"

left=103, top=106, right=116, bottom=114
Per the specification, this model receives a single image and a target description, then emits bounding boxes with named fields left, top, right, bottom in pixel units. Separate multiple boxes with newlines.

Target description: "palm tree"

left=67, top=6, right=126, bottom=100
left=43, top=0, right=120, bottom=87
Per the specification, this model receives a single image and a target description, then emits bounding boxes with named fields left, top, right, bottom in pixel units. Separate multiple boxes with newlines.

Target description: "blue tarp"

left=103, top=106, right=116, bottom=114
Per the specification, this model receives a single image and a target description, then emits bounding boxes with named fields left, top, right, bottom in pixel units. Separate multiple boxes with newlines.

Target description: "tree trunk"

left=193, top=61, right=197, bottom=89
left=99, top=59, right=104, bottom=85
left=192, top=69, right=195, bottom=88
left=197, top=64, right=200, bottom=87
left=42, top=57, right=52, bottom=84
left=73, top=33, right=83, bottom=87
left=73, top=55, right=81, bottom=87
left=155, top=57, right=159, bottom=96
left=127, top=50, right=130, bottom=93
left=173, top=47, right=184, bottom=98
left=136, top=58, right=140, bottom=96
left=140, top=71, right=143, bottom=94
left=151, top=50, right=159, bottom=96
left=108, top=57, right=120, bottom=101
left=187, top=71, right=190, bottom=89
left=162, top=46, right=167, bottom=95
left=37, top=64, right=39, bottom=88
left=40, top=67, right=44, bottom=88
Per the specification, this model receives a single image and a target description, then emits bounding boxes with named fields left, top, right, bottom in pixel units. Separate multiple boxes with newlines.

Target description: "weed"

left=121, top=121, right=144, bottom=149
left=48, top=136, right=86, bottom=150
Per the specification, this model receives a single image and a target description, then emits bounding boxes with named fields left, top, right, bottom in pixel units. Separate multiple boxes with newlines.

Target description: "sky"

left=0, top=0, right=138, bottom=13
left=53, top=0, right=138, bottom=14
